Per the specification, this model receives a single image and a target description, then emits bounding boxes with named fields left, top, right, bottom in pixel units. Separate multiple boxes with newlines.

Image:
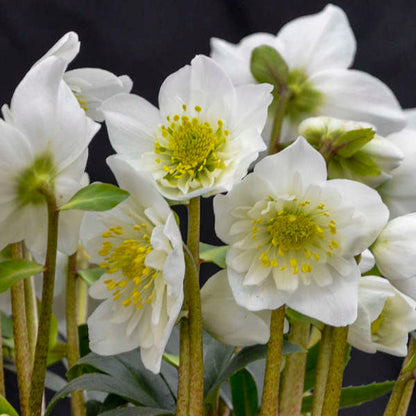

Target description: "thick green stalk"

left=186, top=197, right=203, bottom=415
left=258, top=305, right=286, bottom=416
left=66, top=252, right=86, bottom=416
left=0, top=316, right=4, bottom=397
left=76, top=249, right=89, bottom=326
left=384, top=338, right=416, bottom=416
left=269, top=87, right=292, bottom=154
left=279, top=320, right=310, bottom=416
left=29, top=190, right=59, bottom=416
left=311, top=325, right=335, bottom=416
left=10, top=243, right=31, bottom=416
left=321, top=326, right=349, bottom=416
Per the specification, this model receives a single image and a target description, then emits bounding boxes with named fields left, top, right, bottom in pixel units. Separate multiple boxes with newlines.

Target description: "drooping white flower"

left=211, top=4, right=405, bottom=146
left=0, top=56, right=99, bottom=255
left=201, top=270, right=271, bottom=346
left=371, top=213, right=416, bottom=301
left=101, top=55, right=273, bottom=201
left=298, top=116, right=403, bottom=187
left=34, top=32, right=133, bottom=122
left=348, top=275, right=416, bottom=356
left=81, top=157, right=185, bottom=373
left=378, top=110, right=416, bottom=218
left=214, top=137, right=389, bottom=326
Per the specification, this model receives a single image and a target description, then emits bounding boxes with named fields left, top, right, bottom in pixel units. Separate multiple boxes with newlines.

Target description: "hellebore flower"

left=214, top=137, right=389, bottom=326
left=101, top=55, right=273, bottom=201
left=81, top=157, right=185, bottom=373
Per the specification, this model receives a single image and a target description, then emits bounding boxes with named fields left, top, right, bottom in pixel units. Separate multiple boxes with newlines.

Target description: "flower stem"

left=186, top=197, right=203, bottom=416
left=269, top=87, right=291, bottom=155
left=10, top=242, right=31, bottom=416
left=258, top=305, right=286, bottom=416
left=311, top=325, right=334, bottom=416
left=66, top=252, right=86, bottom=416
left=0, top=316, right=4, bottom=397
left=384, top=338, right=416, bottom=416
left=29, top=190, right=59, bottom=416
left=321, top=326, right=349, bottom=416
left=23, top=276, right=38, bottom=362
left=76, top=248, right=89, bottom=326
left=279, top=320, right=310, bottom=416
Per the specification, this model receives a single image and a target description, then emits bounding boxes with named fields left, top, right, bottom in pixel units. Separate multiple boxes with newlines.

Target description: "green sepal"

left=339, top=151, right=381, bottom=177
left=59, top=183, right=129, bottom=211
left=199, top=243, right=228, bottom=268
left=250, top=45, right=288, bottom=89
left=0, top=260, right=44, bottom=293
left=334, top=128, right=376, bottom=157
left=77, top=268, right=105, bottom=286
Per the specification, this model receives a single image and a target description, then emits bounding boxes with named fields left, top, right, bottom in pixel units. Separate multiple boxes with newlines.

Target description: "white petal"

left=359, top=250, right=375, bottom=274
left=34, top=32, right=79, bottom=66
left=311, top=69, right=406, bottom=136
left=276, top=4, right=356, bottom=73
left=58, top=208, right=85, bottom=255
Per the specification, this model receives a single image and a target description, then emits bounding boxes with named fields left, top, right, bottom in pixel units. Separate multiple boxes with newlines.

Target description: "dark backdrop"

left=1, top=0, right=416, bottom=414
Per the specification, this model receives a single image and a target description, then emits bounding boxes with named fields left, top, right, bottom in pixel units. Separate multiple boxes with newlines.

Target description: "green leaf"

left=77, top=268, right=105, bottom=286
left=402, top=348, right=416, bottom=373
left=99, top=408, right=174, bottom=416
left=230, top=369, right=258, bottom=416
left=0, top=393, right=19, bottom=416
left=302, top=381, right=395, bottom=412
left=1, top=313, right=13, bottom=339
left=334, top=128, right=375, bottom=157
left=78, top=324, right=91, bottom=358
left=59, top=183, right=129, bottom=211
left=251, top=45, right=289, bottom=88
left=0, top=260, right=44, bottom=292
left=199, top=243, right=227, bottom=269
left=303, top=341, right=321, bottom=392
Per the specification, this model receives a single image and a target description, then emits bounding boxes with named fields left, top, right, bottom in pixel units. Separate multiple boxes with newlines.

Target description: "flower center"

left=154, top=105, right=228, bottom=184
left=99, top=224, right=157, bottom=310
left=15, top=153, right=56, bottom=206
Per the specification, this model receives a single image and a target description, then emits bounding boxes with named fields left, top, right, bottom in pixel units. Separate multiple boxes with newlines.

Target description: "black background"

left=1, top=0, right=416, bottom=414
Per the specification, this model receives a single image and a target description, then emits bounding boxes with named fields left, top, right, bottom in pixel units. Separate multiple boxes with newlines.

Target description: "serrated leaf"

left=0, top=260, right=44, bottom=292
left=99, top=408, right=174, bottom=416
left=199, top=243, right=227, bottom=269
left=230, top=369, right=258, bottom=416
left=339, top=151, right=381, bottom=177
left=251, top=45, right=288, bottom=88
left=402, top=348, right=416, bottom=373
left=77, top=268, right=105, bottom=286
left=59, top=183, right=129, bottom=211
left=334, top=128, right=375, bottom=157
left=302, top=381, right=395, bottom=412
left=0, top=393, right=19, bottom=416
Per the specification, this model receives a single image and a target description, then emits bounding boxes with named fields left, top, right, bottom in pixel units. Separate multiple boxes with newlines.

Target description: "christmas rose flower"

left=101, top=55, right=273, bottom=201
left=214, top=137, right=389, bottom=326
left=81, top=157, right=185, bottom=373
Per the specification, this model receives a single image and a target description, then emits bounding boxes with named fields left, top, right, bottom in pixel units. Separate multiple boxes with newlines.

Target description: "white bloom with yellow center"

left=348, top=275, right=416, bottom=356
left=211, top=4, right=405, bottom=145
left=214, top=137, right=389, bottom=326
left=101, top=55, right=273, bottom=201
left=34, top=32, right=133, bottom=121
left=81, top=157, right=185, bottom=373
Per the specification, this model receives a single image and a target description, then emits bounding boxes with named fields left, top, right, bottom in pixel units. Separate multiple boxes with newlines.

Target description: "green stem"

left=0, top=315, right=4, bottom=398
left=279, top=320, right=310, bottom=416
left=186, top=197, right=203, bottom=416
left=176, top=274, right=190, bottom=416
left=258, top=305, right=286, bottom=416
left=311, top=325, right=334, bottom=416
left=76, top=249, right=89, bottom=326
left=321, top=326, right=349, bottom=416
left=384, top=338, right=416, bottom=416
left=10, top=243, right=31, bottom=416
left=66, top=252, right=86, bottom=416
left=29, top=190, right=59, bottom=416
left=269, top=87, right=292, bottom=155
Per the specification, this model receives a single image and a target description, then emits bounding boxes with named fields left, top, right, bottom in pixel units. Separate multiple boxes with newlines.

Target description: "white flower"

left=298, top=116, right=403, bottom=187
left=359, top=249, right=375, bottom=274
left=81, top=157, right=185, bottom=373
left=35, top=32, right=133, bottom=121
left=371, top=213, right=416, bottom=301
left=214, top=137, right=389, bottom=326
left=101, top=55, right=273, bottom=201
left=211, top=4, right=405, bottom=145
left=201, top=270, right=271, bottom=346
left=378, top=110, right=416, bottom=218
left=0, top=56, right=99, bottom=255
left=348, top=275, right=416, bottom=356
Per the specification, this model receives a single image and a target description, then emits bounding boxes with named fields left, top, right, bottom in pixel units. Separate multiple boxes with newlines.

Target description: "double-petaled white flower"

left=211, top=4, right=405, bottom=146
left=348, top=275, right=416, bottom=356
left=0, top=56, right=99, bottom=255
left=214, top=138, right=388, bottom=326
left=101, top=55, right=273, bottom=201
left=34, top=32, right=133, bottom=122
left=81, top=157, right=185, bottom=373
